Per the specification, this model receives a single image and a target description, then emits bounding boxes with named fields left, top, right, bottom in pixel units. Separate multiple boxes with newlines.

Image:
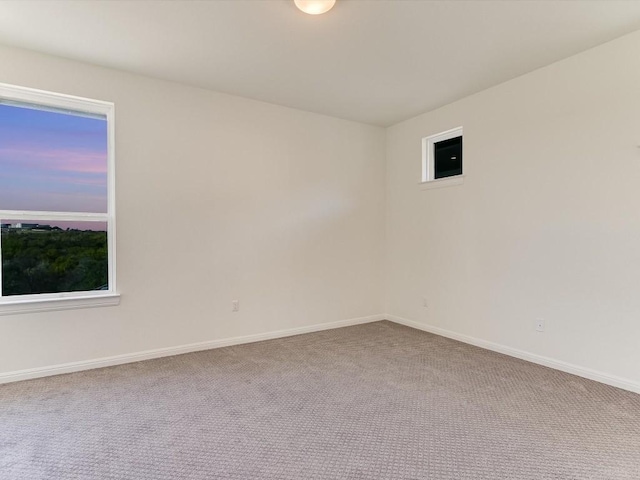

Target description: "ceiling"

left=1, top=0, right=640, bottom=126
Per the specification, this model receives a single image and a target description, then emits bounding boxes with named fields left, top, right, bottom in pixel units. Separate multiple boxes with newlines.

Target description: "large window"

left=0, top=83, right=117, bottom=313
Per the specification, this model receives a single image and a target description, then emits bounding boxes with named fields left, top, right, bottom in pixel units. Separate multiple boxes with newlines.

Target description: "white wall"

left=386, top=30, right=640, bottom=387
left=0, top=45, right=386, bottom=375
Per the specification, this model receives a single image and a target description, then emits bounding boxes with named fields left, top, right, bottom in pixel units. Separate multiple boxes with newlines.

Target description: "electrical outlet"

left=232, top=300, right=240, bottom=312
left=535, top=318, right=545, bottom=332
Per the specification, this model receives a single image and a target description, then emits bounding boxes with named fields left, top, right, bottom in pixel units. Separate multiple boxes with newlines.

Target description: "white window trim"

left=0, top=83, right=119, bottom=315
left=421, top=126, right=463, bottom=186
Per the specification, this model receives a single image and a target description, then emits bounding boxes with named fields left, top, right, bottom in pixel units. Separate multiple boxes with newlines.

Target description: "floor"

left=1, top=321, right=638, bottom=479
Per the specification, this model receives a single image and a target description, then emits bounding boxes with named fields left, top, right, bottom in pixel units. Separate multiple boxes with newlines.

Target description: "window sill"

left=420, top=175, right=464, bottom=190
left=0, top=293, right=120, bottom=316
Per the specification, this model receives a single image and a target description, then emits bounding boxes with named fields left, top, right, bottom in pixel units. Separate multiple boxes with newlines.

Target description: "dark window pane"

left=434, top=136, right=462, bottom=179
left=1, top=220, right=108, bottom=296
left=0, top=103, right=108, bottom=213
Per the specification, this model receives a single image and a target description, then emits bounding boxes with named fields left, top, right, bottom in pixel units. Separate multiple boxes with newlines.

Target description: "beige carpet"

left=1, top=321, right=638, bottom=479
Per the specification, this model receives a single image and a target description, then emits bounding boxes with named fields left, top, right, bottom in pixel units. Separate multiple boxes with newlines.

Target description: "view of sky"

left=0, top=103, right=108, bottom=214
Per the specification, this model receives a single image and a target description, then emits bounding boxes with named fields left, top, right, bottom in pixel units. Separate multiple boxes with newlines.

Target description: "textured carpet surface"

left=0, top=321, right=639, bottom=479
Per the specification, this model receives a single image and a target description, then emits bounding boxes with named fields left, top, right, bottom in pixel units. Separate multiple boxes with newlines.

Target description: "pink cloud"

left=0, top=145, right=107, bottom=174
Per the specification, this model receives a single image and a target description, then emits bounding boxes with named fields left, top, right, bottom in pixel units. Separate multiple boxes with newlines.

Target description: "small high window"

left=422, top=127, right=463, bottom=185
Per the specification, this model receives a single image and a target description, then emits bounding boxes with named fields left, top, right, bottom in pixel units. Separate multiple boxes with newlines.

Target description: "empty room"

left=0, top=1, right=639, bottom=478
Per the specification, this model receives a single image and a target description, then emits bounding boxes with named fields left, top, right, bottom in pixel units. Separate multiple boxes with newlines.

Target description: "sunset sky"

left=0, top=103, right=108, bottom=215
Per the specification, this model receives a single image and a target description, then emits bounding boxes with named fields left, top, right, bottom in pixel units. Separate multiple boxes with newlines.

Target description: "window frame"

left=0, top=83, right=119, bottom=315
left=421, top=126, right=464, bottom=189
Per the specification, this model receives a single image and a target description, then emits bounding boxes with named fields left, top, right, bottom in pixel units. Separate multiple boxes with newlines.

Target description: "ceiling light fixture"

left=294, top=0, right=336, bottom=15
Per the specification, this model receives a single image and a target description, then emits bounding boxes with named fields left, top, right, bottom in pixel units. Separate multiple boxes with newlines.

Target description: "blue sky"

left=0, top=104, right=108, bottom=215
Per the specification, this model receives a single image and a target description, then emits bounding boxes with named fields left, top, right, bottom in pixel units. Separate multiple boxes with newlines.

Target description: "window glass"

left=434, top=136, right=462, bottom=179
left=1, top=220, right=108, bottom=296
left=0, top=103, right=107, bottom=213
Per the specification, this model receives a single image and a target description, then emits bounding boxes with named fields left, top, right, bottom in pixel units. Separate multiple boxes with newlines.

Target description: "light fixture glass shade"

left=294, top=0, right=336, bottom=15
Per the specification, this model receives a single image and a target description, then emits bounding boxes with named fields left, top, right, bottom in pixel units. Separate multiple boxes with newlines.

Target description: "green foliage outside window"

left=1, top=230, right=108, bottom=296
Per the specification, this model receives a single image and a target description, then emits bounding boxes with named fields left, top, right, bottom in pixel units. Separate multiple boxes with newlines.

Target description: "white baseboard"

left=4, top=313, right=637, bottom=395
left=386, top=314, right=639, bottom=395
left=0, top=313, right=385, bottom=385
